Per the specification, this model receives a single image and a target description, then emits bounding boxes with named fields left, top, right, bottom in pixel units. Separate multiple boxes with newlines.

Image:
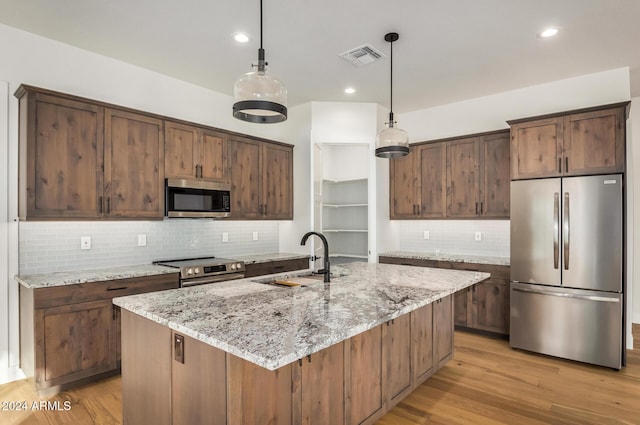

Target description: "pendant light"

left=233, top=0, right=287, bottom=123
left=375, top=32, right=409, bottom=158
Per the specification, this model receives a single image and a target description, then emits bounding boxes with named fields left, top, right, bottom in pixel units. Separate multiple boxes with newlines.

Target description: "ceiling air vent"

left=339, top=44, right=385, bottom=67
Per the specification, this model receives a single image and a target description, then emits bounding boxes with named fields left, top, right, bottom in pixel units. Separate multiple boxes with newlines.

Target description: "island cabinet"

left=509, top=103, right=628, bottom=180
left=164, top=120, right=228, bottom=183
left=227, top=136, right=293, bottom=220
left=19, top=273, right=178, bottom=393
left=390, top=129, right=510, bottom=219
left=244, top=257, right=310, bottom=278
left=121, top=298, right=454, bottom=425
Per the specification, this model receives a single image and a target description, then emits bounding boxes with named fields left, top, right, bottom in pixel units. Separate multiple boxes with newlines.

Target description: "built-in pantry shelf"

left=323, top=229, right=368, bottom=233
left=323, top=203, right=368, bottom=208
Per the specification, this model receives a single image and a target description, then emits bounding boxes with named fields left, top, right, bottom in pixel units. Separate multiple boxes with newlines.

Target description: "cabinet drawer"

left=34, top=273, right=179, bottom=309
left=244, top=258, right=309, bottom=278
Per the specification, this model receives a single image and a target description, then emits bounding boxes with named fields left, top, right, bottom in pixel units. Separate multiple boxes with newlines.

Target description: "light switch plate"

left=138, top=234, right=147, bottom=247
left=81, top=236, right=91, bottom=250
left=423, top=231, right=430, bottom=240
left=253, top=231, right=259, bottom=241
left=222, top=232, right=229, bottom=243
left=474, top=231, right=482, bottom=241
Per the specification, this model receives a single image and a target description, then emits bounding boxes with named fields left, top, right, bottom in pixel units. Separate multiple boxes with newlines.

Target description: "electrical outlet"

left=81, top=236, right=91, bottom=250
left=138, top=234, right=147, bottom=247
left=475, top=231, right=482, bottom=241
left=253, top=231, right=259, bottom=241
left=222, top=232, right=229, bottom=243
left=423, top=230, right=430, bottom=240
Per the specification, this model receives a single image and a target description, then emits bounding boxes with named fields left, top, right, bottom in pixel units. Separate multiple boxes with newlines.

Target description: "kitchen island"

left=114, top=262, right=489, bottom=425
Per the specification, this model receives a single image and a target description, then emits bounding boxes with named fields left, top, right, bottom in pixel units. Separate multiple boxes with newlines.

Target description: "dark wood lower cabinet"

left=379, top=256, right=510, bottom=336
left=244, top=257, right=310, bottom=278
left=20, top=273, right=179, bottom=393
left=121, top=300, right=452, bottom=425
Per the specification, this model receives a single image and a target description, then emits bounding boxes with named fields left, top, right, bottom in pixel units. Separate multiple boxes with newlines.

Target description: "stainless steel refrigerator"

left=510, top=174, right=624, bottom=369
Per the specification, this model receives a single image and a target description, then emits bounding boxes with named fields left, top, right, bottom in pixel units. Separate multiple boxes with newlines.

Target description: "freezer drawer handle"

left=563, top=192, right=570, bottom=270
left=512, top=286, right=619, bottom=303
left=553, top=192, right=559, bottom=269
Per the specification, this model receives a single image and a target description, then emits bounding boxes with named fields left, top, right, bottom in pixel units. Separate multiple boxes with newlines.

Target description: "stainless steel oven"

left=165, top=179, right=231, bottom=218
left=154, top=257, right=245, bottom=287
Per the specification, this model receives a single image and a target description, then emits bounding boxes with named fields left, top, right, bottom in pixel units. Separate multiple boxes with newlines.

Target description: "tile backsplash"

left=398, top=220, right=509, bottom=258
left=19, top=220, right=279, bottom=274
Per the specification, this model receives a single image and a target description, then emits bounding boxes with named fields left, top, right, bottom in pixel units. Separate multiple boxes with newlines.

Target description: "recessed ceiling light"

left=344, top=87, right=356, bottom=94
left=539, top=27, right=559, bottom=38
left=233, top=32, right=250, bottom=43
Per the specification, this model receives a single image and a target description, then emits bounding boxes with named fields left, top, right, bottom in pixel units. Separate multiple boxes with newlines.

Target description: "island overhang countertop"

left=113, top=262, right=489, bottom=370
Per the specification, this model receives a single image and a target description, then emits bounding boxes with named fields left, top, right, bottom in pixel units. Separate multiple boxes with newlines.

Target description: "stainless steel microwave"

left=165, top=179, right=231, bottom=218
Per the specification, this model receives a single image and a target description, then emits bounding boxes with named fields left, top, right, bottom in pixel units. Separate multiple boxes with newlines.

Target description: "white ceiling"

left=1, top=0, right=639, bottom=113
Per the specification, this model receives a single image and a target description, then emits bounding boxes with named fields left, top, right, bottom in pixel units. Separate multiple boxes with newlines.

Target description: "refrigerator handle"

left=563, top=192, right=570, bottom=270
left=512, top=286, right=620, bottom=303
left=553, top=192, right=559, bottom=269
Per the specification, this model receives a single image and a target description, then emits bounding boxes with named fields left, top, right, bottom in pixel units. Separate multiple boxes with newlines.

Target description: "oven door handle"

left=180, top=273, right=246, bottom=287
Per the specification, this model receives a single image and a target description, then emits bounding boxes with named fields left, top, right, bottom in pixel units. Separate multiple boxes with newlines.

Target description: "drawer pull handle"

left=107, top=286, right=128, bottom=291
left=273, top=265, right=285, bottom=270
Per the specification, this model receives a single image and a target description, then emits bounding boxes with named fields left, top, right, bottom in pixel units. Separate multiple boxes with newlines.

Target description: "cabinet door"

left=164, top=121, right=198, bottom=180
left=172, top=333, right=227, bottom=425
left=38, top=300, right=115, bottom=385
left=471, top=279, right=510, bottom=335
left=228, top=137, right=262, bottom=219
left=418, top=143, right=447, bottom=218
left=200, top=129, right=228, bottom=182
left=480, top=132, right=510, bottom=218
left=262, top=142, right=293, bottom=219
left=24, top=93, right=104, bottom=218
left=563, top=107, right=625, bottom=175
left=301, top=342, right=345, bottom=425
left=447, top=138, right=480, bottom=217
left=411, top=304, right=434, bottom=385
left=104, top=109, right=164, bottom=218
left=385, top=315, right=412, bottom=406
left=389, top=152, right=418, bottom=218
left=345, top=325, right=384, bottom=425
left=433, top=295, right=453, bottom=370
left=453, top=288, right=470, bottom=327
left=227, top=355, right=293, bottom=425
left=510, top=117, right=563, bottom=179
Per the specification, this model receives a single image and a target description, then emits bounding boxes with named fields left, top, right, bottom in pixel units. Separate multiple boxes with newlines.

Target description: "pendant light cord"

left=390, top=39, right=393, bottom=115
left=260, top=0, right=263, bottom=50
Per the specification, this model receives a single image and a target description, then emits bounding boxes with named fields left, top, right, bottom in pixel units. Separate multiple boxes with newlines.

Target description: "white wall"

left=383, top=67, right=633, bottom=348
left=630, top=98, right=640, bottom=325
left=0, top=24, right=308, bottom=383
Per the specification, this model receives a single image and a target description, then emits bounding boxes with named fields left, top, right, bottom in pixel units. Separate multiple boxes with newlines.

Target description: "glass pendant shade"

left=233, top=67, right=287, bottom=123
left=376, top=32, right=409, bottom=158
left=375, top=119, right=409, bottom=158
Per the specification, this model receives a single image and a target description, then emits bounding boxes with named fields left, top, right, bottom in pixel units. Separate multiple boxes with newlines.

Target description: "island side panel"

left=172, top=332, right=227, bottom=425
left=434, top=295, right=454, bottom=369
left=121, top=310, right=171, bottom=425
left=386, top=314, right=413, bottom=407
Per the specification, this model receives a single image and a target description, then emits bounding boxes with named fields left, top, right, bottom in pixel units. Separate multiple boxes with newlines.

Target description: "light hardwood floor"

left=1, top=331, right=639, bottom=425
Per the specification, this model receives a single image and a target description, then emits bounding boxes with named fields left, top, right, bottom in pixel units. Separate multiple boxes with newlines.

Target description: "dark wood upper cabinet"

left=390, top=130, right=509, bottom=219
left=509, top=103, right=628, bottom=180
left=104, top=108, right=164, bottom=218
left=17, top=90, right=105, bottom=219
left=164, top=121, right=227, bottom=183
left=390, top=143, right=446, bottom=219
left=16, top=85, right=292, bottom=221
left=228, top=136, right=293, bottom=220
left=447, top=137, right=480, bottom=218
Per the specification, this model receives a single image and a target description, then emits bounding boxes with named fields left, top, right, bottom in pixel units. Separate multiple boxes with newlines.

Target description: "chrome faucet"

left=300, top=231, right=331, bottom=282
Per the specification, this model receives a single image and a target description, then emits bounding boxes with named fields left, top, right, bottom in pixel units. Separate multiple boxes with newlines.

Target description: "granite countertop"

left=231, top=252, right=310, bottom=264
left=15, top=265, right=179, bottom=289
left=113, top=262, right=489, bottom=371
left=380, top=250, right=510, bottom=266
